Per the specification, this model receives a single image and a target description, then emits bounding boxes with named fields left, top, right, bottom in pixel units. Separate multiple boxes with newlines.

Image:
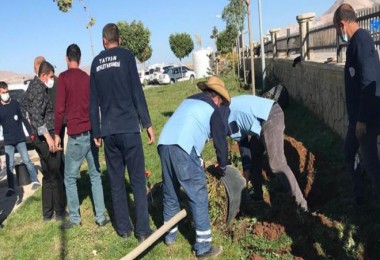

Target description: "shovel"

left=220, top=165, right=246, bottom=226
left=121, top=165, right=245, bottom=260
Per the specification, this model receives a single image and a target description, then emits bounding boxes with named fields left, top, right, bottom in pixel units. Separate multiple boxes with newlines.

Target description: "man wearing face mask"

left=334, top=4, right=380, bottom=205
left=0, top=81, right=40, bottom=197
left=29, top=56, right=66, bottom=150
left=21, top=61, right=67, bottom=221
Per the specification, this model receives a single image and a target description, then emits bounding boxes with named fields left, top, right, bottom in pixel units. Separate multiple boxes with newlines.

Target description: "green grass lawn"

left=0, top=75, right=379, bottom=259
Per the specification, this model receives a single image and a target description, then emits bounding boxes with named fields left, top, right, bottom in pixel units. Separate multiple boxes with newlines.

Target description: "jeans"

left=158, top=145, right=212, bottom=256
left=103, top=133, right=151, bottom=237
left=260, top=103, right=308, bottom=210
left=5, top=141, right=39, bottom=189
left=33, top=134, right=66, bottom=219
left=64, top=134, right=106, bottom=224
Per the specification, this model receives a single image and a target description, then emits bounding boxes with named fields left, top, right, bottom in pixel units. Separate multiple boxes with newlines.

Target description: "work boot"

left=196, top=245, right=223, bottom=259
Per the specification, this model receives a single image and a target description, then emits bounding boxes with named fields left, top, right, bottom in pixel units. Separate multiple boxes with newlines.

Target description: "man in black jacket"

left=21, top=61, right=66, bottom=221
left=334, top=4, right=380, bottom=204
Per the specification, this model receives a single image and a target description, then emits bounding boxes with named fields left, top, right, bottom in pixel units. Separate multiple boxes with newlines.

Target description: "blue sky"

left=0, top=0, right=334, bottom=74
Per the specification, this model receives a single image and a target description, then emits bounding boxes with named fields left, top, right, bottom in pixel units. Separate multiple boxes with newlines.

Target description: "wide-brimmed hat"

left=197, top=76, right=231, bottom=105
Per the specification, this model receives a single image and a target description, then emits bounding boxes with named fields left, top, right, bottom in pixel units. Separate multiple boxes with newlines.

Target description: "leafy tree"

left=136, top=45, right=152, bottom=64
left=169, top=33, right=194, bottom=61
left=54, top=0, right=72, bottom=12
left=210, top=26, right=218, bottom=40
left=216, top=25, right=238, bottom=54
left=54, top=0, right=96, bottom=56
left=222, top=0, right=247, bottom=32
left=117, top=20, right=151, bottom=59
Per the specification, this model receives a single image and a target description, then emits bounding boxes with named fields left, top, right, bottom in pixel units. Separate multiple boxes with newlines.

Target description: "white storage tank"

left=192, top=48, right=212, bottom=79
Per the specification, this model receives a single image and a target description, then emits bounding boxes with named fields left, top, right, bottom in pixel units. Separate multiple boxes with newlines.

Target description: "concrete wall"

left=253, top=58, right=348, bottom=139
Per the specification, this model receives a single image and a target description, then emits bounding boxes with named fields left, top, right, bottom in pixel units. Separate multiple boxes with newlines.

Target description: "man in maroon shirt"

left=54, top=44, right=109, bottom=229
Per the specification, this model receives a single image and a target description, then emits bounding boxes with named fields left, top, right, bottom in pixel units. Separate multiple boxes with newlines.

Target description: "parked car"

left=146, top=64, right=175, bottom=84
left=138, top=70, right=146, bottom=86
left=158, top=66, right=195, bottom=84
left=0, top=82, right=32, bottom=148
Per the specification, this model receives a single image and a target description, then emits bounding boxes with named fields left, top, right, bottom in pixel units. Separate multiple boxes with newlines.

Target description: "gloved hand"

left=206, top=164, right=226, bottom=177
left=215, top=165, right=226, bottom=177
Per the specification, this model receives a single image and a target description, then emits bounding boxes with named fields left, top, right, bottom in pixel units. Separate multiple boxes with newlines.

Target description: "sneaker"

left=61, top=221, right=81, bottom=230
left=119, top=230, right=133, bottom=239
left=136, top=230, right=153, bottom=243
left=196, top=245, right=223, bottom=259
left=31, top=181, right=41, bottom=190
left=164, top=239, right=176, bottom=247
left=95, top=216, right=111, bottom=227
left=43, top=216, right=52, bottom=222
left=5, top=189, right=15, bottom=197
left=55, top=211, right=69, bottom=221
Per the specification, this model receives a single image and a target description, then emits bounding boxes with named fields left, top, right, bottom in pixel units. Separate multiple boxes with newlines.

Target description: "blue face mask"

left=340, top=28, right=348, bottom=42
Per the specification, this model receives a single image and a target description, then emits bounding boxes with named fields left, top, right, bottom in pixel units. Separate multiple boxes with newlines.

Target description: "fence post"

left=269, top=28, right=281, bottom=58
left=296, top=12, right=315, bottom=61
left=286, top=28, right=291, bottom=57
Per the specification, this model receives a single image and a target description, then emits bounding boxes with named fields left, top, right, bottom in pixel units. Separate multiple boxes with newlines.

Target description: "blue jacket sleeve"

left=210, top=108, right=228, bottom=168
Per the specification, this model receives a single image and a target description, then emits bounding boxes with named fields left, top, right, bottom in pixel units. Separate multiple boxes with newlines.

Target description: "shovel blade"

left=221, top=165, right=246, bottom=226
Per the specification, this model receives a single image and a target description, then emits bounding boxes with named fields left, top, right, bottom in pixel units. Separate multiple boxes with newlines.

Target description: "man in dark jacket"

left=0, top=81, right=40, bottom=197
left=21, top=61, right=66, bottom=221
left=90, top=23, right=155, bottom=241
left=334, top=4, right=380, bottom=204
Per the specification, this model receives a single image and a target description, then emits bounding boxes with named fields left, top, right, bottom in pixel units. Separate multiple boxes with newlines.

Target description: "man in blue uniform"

left=158, top=76, right=230, bottom=259
left=223, top=95, right=308, bottom=211
left=0, top=81, right=40, bottom=197
left=334, top=4, right=380, bottom=204
left=90, top=23, right=155, bottom=241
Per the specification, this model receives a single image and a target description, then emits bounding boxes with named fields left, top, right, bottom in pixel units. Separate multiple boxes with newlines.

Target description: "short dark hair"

left=0, top=81, right=8, bottom=90
left=66, top=44, right=81, bottom=63
left=38, top=61, right=55, bottom=77
left=333, top=3, right=357, bottom=26
left=102, top=23, right=119, bottom=43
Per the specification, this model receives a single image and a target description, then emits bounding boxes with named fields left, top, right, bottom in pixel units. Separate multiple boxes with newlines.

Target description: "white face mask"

left=45, top=78, right=54, bottom=89
left=340, top=28, right=349, bottom=42
left=1, top=93, right=10, bottom=102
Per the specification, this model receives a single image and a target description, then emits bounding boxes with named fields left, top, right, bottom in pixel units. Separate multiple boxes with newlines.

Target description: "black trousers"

left=33, top=134, right=66, bottom=218
left=103, top=133, right=151, bottom=237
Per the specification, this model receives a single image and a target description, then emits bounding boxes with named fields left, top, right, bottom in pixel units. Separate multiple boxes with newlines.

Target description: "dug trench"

left=147, top=134, right=380, bottom=259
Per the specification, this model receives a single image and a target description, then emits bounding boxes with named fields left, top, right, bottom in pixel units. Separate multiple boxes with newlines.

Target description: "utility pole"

left=245, top=0, right=256, bottom=95
left=258, top=0, right=266, bottom=91
left=241, top=31, right=247, bottom=85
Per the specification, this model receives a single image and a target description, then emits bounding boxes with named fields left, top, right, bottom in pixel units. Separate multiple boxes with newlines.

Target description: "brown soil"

left=148, top=134, right=355, bottom=259
left=252, top=221, right=285, bottom=240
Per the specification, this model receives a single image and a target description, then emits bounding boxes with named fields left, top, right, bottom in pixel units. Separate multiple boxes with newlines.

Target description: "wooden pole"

left=120, top=209, right=187, bottom=260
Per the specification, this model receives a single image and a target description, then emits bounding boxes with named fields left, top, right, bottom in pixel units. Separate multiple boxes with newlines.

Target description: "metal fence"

left=263, top=5, right=380, bottom=63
